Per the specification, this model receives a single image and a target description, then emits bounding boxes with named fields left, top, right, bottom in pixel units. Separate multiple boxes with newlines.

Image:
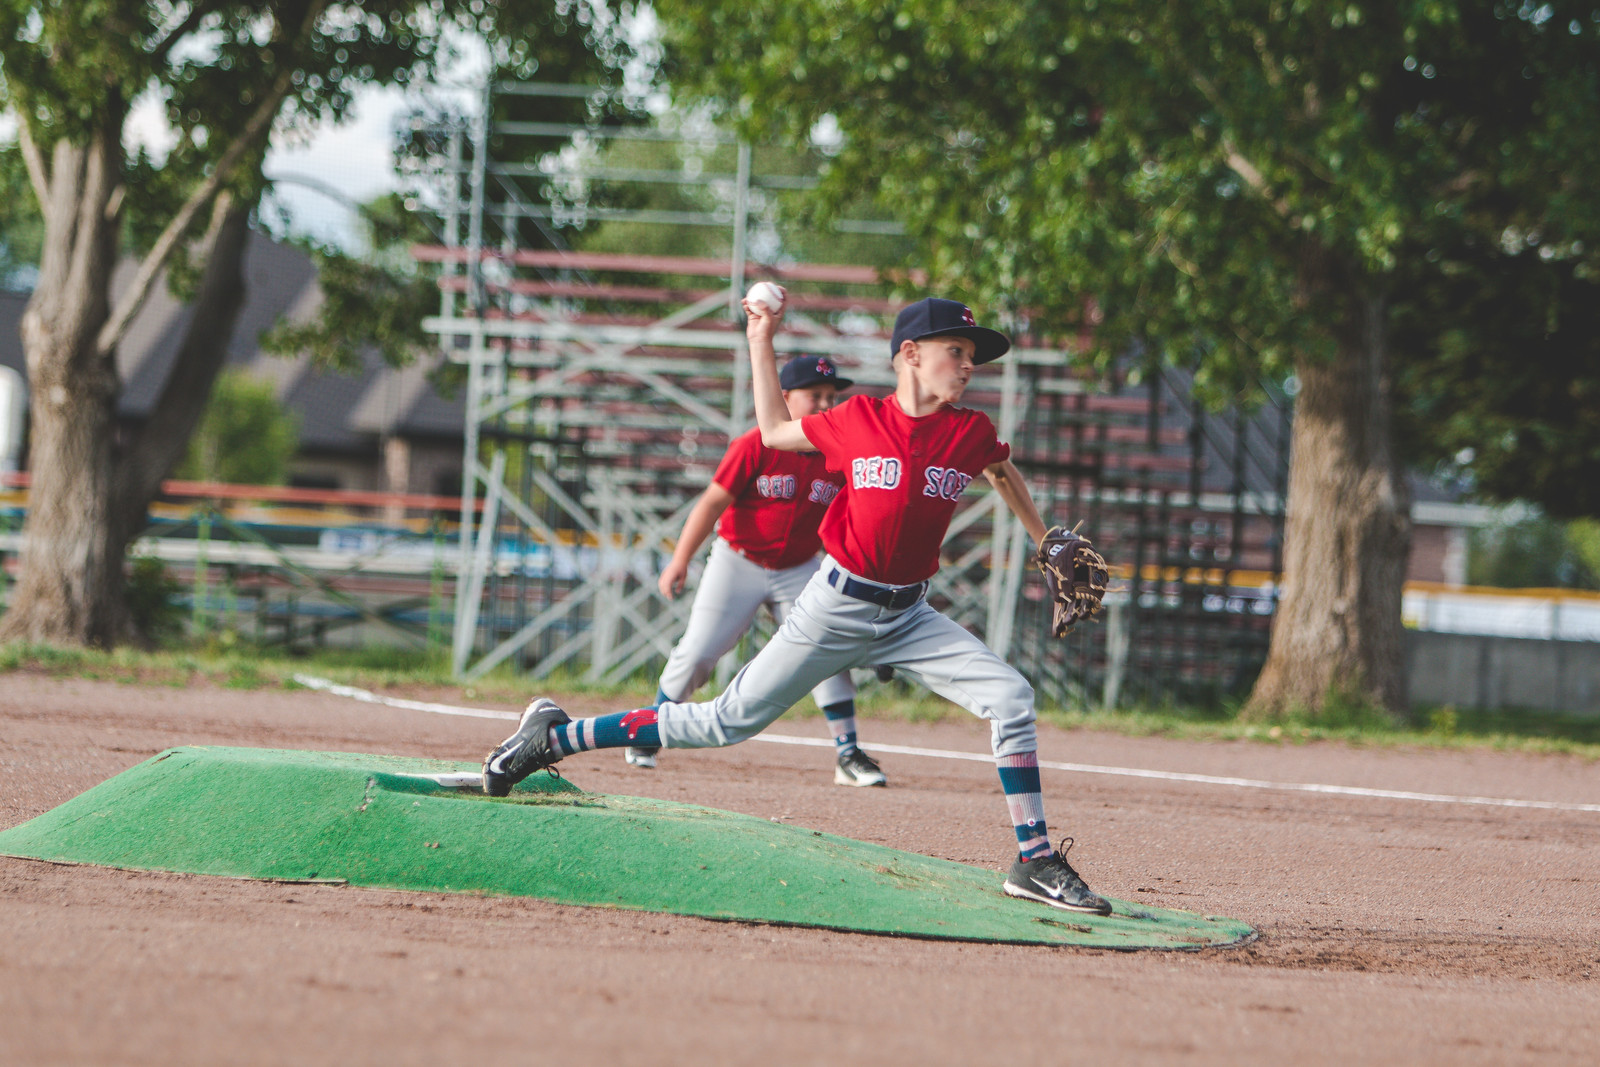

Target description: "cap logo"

left=960, top=307, right=976, bottom=326
left=816, top=358, right=834, bottom=376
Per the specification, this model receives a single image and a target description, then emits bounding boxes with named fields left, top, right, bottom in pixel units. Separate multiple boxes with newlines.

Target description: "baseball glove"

left=1036, top=524, right=1109, bottom=637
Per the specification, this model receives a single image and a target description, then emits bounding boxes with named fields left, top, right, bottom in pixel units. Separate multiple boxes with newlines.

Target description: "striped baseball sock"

left=997, top=752, right=1053, bottom=861
left=550, top=709, right=661, bottom=756
left=821, top=700, right=859, bottom=757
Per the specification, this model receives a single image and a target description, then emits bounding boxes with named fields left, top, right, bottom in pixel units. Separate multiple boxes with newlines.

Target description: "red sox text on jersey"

left=804, top=395, right=1010, bottom=586
left=713, top=427, right=846, bottom=570
left=850, top=458, right=973, bottom=501
left=756, top=474, right=796, bottom=498
left=850, top=457, right=901, bottom=489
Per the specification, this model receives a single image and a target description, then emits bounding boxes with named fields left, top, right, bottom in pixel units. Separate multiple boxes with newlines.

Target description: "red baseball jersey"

left=712, top=427, right=845, bottom=570
left=801, top=395, right=1011, bottom=585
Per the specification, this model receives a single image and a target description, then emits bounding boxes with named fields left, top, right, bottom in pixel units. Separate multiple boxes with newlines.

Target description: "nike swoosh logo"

left=1030, top=877, right=1068, bottom=899
left=488, top=747, right=517, bottom=773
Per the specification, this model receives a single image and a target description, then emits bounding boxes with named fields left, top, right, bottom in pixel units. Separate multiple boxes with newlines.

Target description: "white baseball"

left=745, top=281, right=785, bottom=315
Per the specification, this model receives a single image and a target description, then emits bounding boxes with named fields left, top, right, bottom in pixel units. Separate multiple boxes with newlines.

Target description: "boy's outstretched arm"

left=745, top=296, right=815, bottom=453
left=658, top=483, right=737, bottom=598
left=983, top=459, right=1048, bottom=545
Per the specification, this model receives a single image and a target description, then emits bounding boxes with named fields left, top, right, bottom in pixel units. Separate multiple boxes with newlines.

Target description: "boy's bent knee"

left=990, top=678, right=1038, bottom=756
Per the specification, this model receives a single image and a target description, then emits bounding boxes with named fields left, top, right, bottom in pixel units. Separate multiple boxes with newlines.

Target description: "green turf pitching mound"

left=0, top=747, right=1252, bottom=949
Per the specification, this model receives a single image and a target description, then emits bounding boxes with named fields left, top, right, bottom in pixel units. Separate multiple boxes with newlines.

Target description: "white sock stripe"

left=1005, top=794, right=1046, bottom=825
left=292, top=675, right=1600, bottom=816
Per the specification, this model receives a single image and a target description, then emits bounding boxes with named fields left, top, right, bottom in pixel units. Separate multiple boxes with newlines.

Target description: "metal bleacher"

left=409, top=80, right=1291, bottom=708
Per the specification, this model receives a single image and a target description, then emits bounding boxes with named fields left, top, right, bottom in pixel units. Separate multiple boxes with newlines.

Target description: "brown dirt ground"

left=2, top=673, right=1597, bottom=1065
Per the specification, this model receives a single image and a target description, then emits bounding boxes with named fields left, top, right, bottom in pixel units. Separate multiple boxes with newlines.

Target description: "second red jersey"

left=801, top=394, right=1011, bottom=585
left=712, top=427, right=844, bottom=570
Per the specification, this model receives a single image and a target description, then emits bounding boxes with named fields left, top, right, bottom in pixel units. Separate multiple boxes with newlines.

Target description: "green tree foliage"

left=0, top=141, right=41, bottom=288
left=1570, top=518, right=1600, bottom=580
left=123, top=556, right=184, bottom=644
left=654, top=0, right=1600, bottom=459
left=263, top=192, right=438, bottom=372
left=1468, top=514, right=1600, bottom=589
left=1396, top=254, right=1600, bottom=518
left=174, top=370, right=300, bottom=486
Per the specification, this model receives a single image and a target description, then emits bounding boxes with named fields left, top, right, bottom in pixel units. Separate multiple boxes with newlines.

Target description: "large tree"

left=652, top=0, right=1600, bottom=716
left=0, top=0, right=634, bottom=646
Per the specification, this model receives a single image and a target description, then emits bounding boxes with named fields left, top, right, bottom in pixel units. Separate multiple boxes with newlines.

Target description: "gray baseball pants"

left=658, top=538, right=855, bottom=709
left=657, top=554, right=1038, bottom=758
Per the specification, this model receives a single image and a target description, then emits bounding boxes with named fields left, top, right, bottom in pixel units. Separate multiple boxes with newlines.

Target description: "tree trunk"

left=0, top=129, right=127, bottom=646
left=1246, top=291, right=1412, bottom=719
left=110, top=195, right=253, bottom=552
left=0, top=133, right=255, bottom=648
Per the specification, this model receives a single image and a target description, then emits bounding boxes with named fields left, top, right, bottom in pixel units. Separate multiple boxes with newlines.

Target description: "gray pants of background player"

left=658, top=554, right=1038, bottom=759
left=658, top=538, right=855, bottom=709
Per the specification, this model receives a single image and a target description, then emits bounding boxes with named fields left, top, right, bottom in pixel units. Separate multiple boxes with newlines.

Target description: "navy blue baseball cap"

left=890, top=297, right=1011, bottom=365
left=779, top=355, right=853, bottom=391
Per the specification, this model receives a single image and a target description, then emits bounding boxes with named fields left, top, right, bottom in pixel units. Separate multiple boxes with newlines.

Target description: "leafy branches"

left=655, top=0, right=1600, bottom=512
left=262, top=192, right=437, bottom=372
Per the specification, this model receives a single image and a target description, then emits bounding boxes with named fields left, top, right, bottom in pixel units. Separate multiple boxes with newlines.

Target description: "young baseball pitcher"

left=626, top=354, right=887, bottom=788
left=482, top=295, right=1114, bottom=915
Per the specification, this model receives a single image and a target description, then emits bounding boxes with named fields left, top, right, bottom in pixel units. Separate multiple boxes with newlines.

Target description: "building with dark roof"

left=0, top=232, right=465, bottom=500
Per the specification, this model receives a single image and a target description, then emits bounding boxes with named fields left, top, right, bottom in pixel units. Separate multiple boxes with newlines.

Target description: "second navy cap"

left=779, top=355, right=854, bottom=391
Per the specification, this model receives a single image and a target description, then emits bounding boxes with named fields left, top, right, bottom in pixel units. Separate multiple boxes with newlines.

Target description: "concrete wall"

left=1407, top=630, right=1600, bottom=714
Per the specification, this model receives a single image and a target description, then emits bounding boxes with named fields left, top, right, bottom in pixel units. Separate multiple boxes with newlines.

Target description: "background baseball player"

left=482, top=296, right=1115, bottom=916
left=627, top=354, right=887, bottom=788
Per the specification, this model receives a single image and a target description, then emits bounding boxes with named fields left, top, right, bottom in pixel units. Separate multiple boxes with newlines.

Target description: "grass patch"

left=0, top=640, right=659, bottom=707
left=3, top=640, right=1598, bottom=760
left=795, top=676, right=1600, bottom=759
left=1426, top=704, right=1600, bottom=749
left=1028, top=699, right=1600, bottom=759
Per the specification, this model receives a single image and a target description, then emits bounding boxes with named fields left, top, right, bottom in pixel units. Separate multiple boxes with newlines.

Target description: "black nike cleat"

left=482, top=698, right=571, bottom=796
left=834, top=748, right=887, bottom=787
left=1002, top=839, right=1113, bottom=916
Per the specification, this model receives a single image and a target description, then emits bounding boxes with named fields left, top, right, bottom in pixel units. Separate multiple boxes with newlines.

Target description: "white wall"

left=0, top=366, right=24, bottom=473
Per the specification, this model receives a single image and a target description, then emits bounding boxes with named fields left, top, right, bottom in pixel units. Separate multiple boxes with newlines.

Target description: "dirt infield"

left=2, top=674, right=1597, bottom=1065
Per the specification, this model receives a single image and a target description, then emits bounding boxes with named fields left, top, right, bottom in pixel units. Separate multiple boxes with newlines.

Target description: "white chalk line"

left=292, top=674, right=1600, bottom=815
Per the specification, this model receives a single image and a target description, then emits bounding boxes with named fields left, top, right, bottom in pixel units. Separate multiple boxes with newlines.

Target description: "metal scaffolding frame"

left=416, top=80, right=1291, bottom=706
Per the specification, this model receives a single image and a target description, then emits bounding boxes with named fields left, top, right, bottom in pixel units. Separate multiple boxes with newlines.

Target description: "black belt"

left=826, top=568, right=927, bottom=611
